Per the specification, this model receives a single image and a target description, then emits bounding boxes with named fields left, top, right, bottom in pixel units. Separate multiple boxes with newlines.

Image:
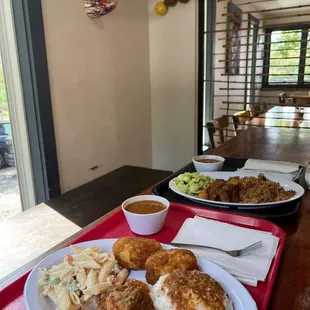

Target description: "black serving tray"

left=152, top=157, right=306, bottom=220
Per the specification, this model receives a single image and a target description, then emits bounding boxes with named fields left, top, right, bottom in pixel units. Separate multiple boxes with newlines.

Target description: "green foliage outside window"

left=268, top=30, right=303, bottom=85
left=0, top=58, right=9, bottom=119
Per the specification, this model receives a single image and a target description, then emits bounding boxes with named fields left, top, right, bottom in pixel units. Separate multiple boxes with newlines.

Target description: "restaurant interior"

left=1, top=0, right=310, bottom=309
left=203, top=0, right=310, bottom=150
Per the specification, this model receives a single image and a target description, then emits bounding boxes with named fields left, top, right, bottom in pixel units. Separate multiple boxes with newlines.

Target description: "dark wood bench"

left=46, top=165, right=172, bottom=227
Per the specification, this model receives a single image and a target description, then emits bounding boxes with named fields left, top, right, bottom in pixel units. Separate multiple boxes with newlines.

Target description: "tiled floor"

left=0, top=204, right=80, bottom=284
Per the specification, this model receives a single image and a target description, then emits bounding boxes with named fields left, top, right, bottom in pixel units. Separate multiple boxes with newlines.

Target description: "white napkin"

left=173, top=216, right=279, bottom=287
left=238, top=158, right=301, bottom=180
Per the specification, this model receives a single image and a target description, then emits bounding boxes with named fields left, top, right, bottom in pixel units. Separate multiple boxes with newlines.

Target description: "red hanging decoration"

left=164, top=0, right=178, bottom=7
left=84, top=0, right=117, bottom=18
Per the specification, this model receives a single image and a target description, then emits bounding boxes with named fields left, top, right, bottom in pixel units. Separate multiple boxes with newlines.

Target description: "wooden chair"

left=278, top=92, right=287, bottom=104
left=232, top=110, right=252, bottom=135
left=206, top=116, right=229, bottom=149
left=251, top=104, right=261, bottom=117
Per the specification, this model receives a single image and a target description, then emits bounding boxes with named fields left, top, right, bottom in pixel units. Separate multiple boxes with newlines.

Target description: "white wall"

left=41, top=0, right=152, bottom=192
left=148, top=0, right=198, bottom=171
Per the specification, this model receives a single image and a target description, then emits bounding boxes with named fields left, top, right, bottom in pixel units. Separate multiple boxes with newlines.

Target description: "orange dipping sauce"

left=125, top=201, right=166, bottom=214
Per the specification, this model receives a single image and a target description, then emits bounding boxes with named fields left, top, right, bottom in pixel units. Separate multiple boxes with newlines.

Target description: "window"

left=263, top=26, right=310, bottom=88
left=246, top=14, right=259, bottom=105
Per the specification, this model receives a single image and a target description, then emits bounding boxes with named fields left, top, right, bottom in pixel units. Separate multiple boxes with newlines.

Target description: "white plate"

left=24, top=239, right=257, bottom=310
left=169, top=171, right=305, bottom=209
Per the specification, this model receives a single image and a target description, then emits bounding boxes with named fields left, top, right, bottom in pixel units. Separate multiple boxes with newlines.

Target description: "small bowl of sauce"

left=192, top=155, right=225, bottom=172
left=122, top=195, right=169, bottom=235
left=125, top=200, right=166, bottom=214
left=195, top=158, right=221, bottom=163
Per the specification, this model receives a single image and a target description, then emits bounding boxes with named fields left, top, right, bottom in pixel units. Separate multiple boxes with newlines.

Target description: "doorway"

left=0, top=0, right=36, bottom=220
left=0, top=57, right=21, bottom=220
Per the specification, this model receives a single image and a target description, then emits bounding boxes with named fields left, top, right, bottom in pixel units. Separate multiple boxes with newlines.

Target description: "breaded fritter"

left=145, top=249, right=199, bottom=285
left=105, top=284, right=154, bottom=310
left=113, top=237, right=162, bottom=269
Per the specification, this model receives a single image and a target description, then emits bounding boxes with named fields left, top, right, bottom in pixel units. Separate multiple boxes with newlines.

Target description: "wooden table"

left=209, top=127, right=310, bottom=310
left=2, top=128, right=310, bottom=309
left=268, top=106, right=310, bottom=114
left=247, top=106, right=310, bottom=129
left=289, top=94, right=310, bottom=105
left=209, top=127, right=310, bottom=165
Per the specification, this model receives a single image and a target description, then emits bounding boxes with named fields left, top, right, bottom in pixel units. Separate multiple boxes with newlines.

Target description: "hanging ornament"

left=164, top=0, right=178, bottom=7
left=155, top=2, right=168, bottom=16
left=84, top=0, right=117, bottom=18
left=178, top=0, right=190, bottom=3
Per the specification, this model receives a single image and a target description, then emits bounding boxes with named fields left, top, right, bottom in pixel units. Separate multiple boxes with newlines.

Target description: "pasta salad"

left=38, top=245, right=129, bottom=310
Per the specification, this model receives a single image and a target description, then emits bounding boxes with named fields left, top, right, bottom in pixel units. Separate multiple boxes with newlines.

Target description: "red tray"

left=0, top=202, right=285, bottom=310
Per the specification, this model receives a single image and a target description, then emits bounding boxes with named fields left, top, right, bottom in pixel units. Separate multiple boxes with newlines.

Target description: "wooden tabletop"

left=247, top=106, right=310, bottom=129
left=247, top=117, right=310, bottom=129
left=261, top=112, right=310, bottom=121
left=209, top=127, right=310, bottom=309
left=268, top=106, right=310, bottom=113
left=209, top=127, right=310, bottom=165
left=289, top=95, right=310, bottom=105
left=290, top=94, right=310, bottom=99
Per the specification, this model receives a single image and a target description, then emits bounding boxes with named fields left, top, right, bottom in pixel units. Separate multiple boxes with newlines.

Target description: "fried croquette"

left=145, top=249, right=199, bottom=285
left=105, top=284, right=155, bottom=310
left=113, top=237, right=162, bottom=269
left=150, top=270, right=233, bottom=310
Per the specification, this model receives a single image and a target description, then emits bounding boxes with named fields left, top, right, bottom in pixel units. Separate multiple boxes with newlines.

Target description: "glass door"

left=0, top=0, right=35, bottom=217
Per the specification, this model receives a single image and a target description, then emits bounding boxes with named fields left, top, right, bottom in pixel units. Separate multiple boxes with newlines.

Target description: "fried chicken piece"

left=145, top=249, right=199, bottom=285
left=113, top=237, right=162, bottom=269
left=231, top=185, right=240, bottom=202
left=208, top=180, right=227, bottom=201
left=126, top=279, right=150, bottom=293
left=226, top=176, right=240, bottom=186
left=208, top=178, right=240, bottom=203
left=218, top=185, right=231, bottom=202
left=105, top=284, right=154, bottom=310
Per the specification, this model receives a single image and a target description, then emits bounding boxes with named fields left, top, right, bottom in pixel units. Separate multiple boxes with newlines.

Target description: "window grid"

left=263, top=26, right=310, bottom=88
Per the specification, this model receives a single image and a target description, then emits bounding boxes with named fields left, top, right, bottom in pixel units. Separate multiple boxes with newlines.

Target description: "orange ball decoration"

left=155, top=2, right=168, bottom=16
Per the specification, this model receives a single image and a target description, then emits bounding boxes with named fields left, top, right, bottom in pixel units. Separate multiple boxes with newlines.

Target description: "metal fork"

left=170, top=240, right=262, bottom=257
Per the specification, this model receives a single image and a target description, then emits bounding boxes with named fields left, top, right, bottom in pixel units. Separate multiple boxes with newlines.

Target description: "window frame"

left=11, top=0, right=61, bottom=202
left=245, top=14, right=259, bottom=106
left=262, top=25, right=310, bottom=89
left=198, top=0, right=216, bottom=153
